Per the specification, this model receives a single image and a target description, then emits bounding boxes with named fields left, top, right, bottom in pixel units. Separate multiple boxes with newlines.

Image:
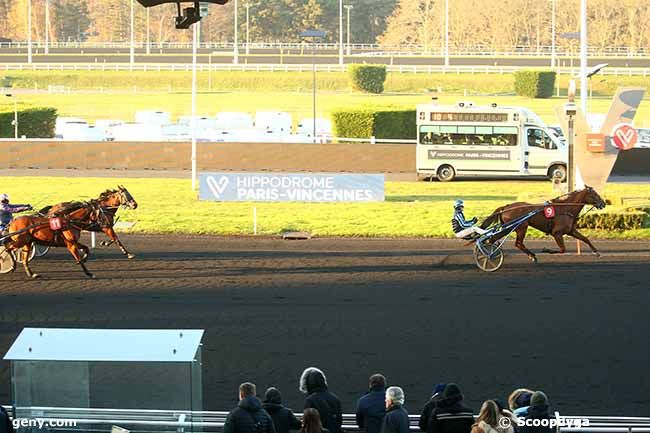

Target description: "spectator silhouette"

left=470, top=400, right=514, bottom=433
left=426, top=383, right=474, bottom=433
left=380, top=387, right=409, bottom=433
left=356, top=374, right=387, bottom=433
left=263, top=387, right=301, bottom=433
left=300, top=408, right=330, bottom=433
left=517, top=391, right=553, bottom=433
left=419, top=383, right=446, bottom=432
left=300, top=367, right=342, bottom=433
left=224, top=382, right=276, bottom=433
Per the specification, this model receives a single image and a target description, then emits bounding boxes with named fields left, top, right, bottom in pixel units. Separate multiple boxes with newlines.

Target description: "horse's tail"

left=480, top=206, right=505, bottom=229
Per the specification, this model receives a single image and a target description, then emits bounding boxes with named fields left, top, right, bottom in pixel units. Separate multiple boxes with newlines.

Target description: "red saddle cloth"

left=49, top=217, right=64, bottom=231
left=544, top=206, right=556, bottom=219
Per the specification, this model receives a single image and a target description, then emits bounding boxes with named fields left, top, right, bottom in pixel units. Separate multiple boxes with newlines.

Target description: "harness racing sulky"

left=0, top=186, right=138, bottom=279
left=461, top=187, right=606, bottom=272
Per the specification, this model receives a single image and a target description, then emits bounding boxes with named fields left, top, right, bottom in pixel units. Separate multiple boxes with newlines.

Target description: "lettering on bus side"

left=428, top=150, right=510, bottom=160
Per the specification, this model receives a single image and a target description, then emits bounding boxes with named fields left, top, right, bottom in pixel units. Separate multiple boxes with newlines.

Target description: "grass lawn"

left=4, top=177, right=649, bottom=239
left=2, top=91, right=649, bottom=126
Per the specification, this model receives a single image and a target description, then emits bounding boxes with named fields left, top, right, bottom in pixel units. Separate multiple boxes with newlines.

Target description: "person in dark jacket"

left=224, top=382, right=276, bottom=433
left=419, top=383, right=446, bottom=432
left=300, top=367, right=343, bottom=433
left=263, top=387, right=302, bottom=433
left=516, top=391, right=553, bottom=433
left=427, top=383, right=474, bottom=433
left=380, top=387, right=409, bottom=433
left=356, top=374, right=387, bottom=433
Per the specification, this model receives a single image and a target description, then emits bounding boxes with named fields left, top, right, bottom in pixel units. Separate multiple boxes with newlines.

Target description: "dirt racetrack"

left=1, top=234, right=649, bottom=416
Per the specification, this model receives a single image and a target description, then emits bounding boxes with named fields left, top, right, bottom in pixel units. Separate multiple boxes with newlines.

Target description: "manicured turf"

left=4, top=177, right=649, bottom=239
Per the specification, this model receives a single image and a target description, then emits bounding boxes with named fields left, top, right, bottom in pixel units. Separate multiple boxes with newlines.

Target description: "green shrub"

left=331, top=107, right=416, bottom=140
left=578, top=211, right=646, bottom=231
left=348, top=64, right=387, bottom=94
left=514, top=70, right=556, bottom=98
left=0, top=107, right=57, bottom=138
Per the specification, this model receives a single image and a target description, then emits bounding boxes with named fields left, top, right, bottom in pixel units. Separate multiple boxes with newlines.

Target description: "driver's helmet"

left=0, top=194, right=8, bottom=202
left=454, top=199, right=464, bottom=209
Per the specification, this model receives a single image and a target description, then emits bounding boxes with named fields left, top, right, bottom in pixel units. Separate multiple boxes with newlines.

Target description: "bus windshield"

left=419, top=125, right=518, bottom=146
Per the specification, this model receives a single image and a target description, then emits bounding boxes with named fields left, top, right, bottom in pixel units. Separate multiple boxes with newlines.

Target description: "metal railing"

left=2, top=63, right=650, bottom=76
left=0, top=41, right=649, bottom=57
left=4, top=406, right=650, bottom=433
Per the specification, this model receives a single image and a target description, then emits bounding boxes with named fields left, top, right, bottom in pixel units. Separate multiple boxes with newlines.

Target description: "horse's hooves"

left=86, top=273, right=95, bottom=279
left=530, top=255, right=538, bottom=263
left=127, top=254, right=135, bottom=259
left=31, top=273, right=41, bottom=279
left=594, top=252, right=601, bottom=258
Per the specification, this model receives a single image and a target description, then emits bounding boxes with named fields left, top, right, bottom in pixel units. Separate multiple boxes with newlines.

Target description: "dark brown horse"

left=6, top=204, right=97, bottom=278
left=480, top=187, right=606, bottom=262
left=45, top=186, right=138, bottom=259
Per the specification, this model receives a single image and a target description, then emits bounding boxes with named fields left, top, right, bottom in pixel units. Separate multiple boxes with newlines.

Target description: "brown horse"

left=45, top=186, right=138, bottom=259
left=480, top=187, right=606, bottom=262
left=6, top=203, right=97, bottom=279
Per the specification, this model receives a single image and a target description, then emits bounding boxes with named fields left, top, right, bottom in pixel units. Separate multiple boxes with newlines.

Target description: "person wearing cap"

left=380, top=386, right=409, bottom=433
left=262, top=387, right=301, bottom=433
left=419, top=383, right=446, bottom=432
left=517, top=391, right=553, bottom=433
left=356, top=374, right=387, bottom=433
left=451, top=200, right=486, bottom=239
left=0, top=194, right=32, bottom=233
left=426, top=383, right=474, bottom=433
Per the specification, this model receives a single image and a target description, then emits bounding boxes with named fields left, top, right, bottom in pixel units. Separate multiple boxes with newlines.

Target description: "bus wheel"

left=548, top=164, right=567, bottom=182
left=437, top=165, right=456, bottom=182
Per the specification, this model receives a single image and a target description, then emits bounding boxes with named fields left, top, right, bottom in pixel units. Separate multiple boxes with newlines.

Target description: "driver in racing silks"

left=0, top=194, right=33, bottom=235
left=451, top=199, right=487, bottom=239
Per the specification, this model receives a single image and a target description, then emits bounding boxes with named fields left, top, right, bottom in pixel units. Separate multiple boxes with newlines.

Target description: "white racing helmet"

left=454, top=199, right=464, bottom=209
left=0, top=194, right=8, bottom=202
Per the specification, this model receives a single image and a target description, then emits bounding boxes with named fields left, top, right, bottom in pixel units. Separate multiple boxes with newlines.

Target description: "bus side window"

left=528, top=128, right=557, bottom=150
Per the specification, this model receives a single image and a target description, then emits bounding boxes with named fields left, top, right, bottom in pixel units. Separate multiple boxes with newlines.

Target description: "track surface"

left=1, top=235, right=649, bottom=415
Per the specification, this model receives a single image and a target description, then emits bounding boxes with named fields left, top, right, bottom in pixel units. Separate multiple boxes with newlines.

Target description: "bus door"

left=525, top=127, right=560, bottom=176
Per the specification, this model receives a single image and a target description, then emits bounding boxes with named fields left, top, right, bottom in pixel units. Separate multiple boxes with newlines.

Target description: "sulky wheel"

left=0, top=247, right=16, bottom=274
left=33, top=243, right=50, bottom=258
left=474, top=242, right=505, bottom=272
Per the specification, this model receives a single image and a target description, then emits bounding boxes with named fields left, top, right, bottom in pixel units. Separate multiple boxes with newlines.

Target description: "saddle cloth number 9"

left=544, top=206, right=556, bottom=219
left=49, top=217, right=64, bottom=231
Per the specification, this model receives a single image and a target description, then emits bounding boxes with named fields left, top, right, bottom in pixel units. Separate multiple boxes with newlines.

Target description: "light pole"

left=191, top=22, right=198, bottom=190
left=146, top=8, right=150, bottom=55
left=245, top=3, right=250, bottom=55
left=45, top=0, right=50, bottom=55
left=27, top=0, right=32, bottom=63
left=130, top=0, right=135, bottom=65
left=301, top=30, right=327, bottom=144
left=233, top=0, right=239, bottom=64
left=444, top=0, right=449, bottom=67
left=5, top=94, right=18, bottom=139
left=550, top=0, right=556, bottom=68
left=579, top=0, right=588, bottom=114
left=338, top=0, right=343, bottom=65
left=344, top=5, right=353, bottom=56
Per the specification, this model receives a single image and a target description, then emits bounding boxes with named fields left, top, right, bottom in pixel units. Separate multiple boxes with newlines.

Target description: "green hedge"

left=331, top=108, right=416, bottom=140
left=514, top=70, right=556, bottom=98
left=0, top=107, right=57, bottom=138
left=578, top=211, right=647, bottom=231
left=348, top=64, right=387, bottom=94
